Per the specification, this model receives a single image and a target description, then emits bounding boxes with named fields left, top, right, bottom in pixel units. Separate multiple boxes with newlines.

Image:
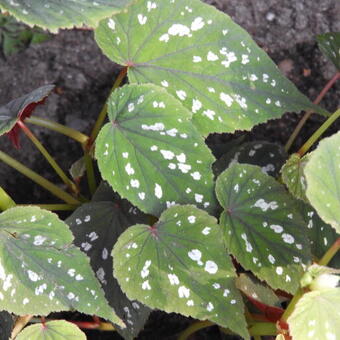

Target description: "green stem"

left=83, top=152, right=96, bottom=195
left=248, top=322, right=277, bottom=336
left=26, top=116, right=89, bottom=145
left=19, top=204, right=79, bottom=211
left=89, top=66, right=128, bottom=142
left=280, top=288, right=304, bottom=323
left=298, top=108, right=340, bottom=156
left=18, top=121, right=79, bottom=195
left=285, top=72, right=340, bottom=153
left=0, top=186, right=16, bottom=211
left=319, top=237, right=340, bottom=266
left=177, top=320, right=213, bottom=340
left=0, top=150, right=80, bottom=205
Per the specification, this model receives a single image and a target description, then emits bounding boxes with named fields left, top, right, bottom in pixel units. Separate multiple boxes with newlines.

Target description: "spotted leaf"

left=67, top=200, right=151, bottom=340
left=95, top=84, right=216, bottom=216
left=281, top=153, right=309, bottom=202
left=113, top=205, right=249, bottom=339
left=0, top=0, right=133, bottom=33
left=16, top=320, right=86, bottom=340
left=0, top=206, right=124, bottom=327
left=0, top=85, right=54, bottom=148
left=95, top=0, right=325, bottom=136
left=305, top=130, right=340, bottom=234
left=216, top=163, right=311, bottom=294
left=317, top=32, right=340, bottom=70
left=288, top=288, right=340, bottom=340
left=213, top=141, right=287, bottom=178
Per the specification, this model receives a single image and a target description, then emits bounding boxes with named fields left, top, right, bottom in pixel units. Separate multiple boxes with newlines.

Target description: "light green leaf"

left=305, top=131, right=340, bottom=233
left=281, top=153, right=309, bottom=202
left=317, top=32, right=340, bottom=70
left=95, top=84, right=216, bottom=216
left=16, top=320, right=86, bottom=340
left=0, top=0, right=133, bottom=33
left=95, top=0, right=325, bottom=136
left=216, top=164, right=311, bottom=293
left=67, top=200, right=151, bottom=340
left=288, top=288, right=340, bottom=340
left=0, top=206, right=124, bottom=327
left=113, top=205, right=249, bottom=339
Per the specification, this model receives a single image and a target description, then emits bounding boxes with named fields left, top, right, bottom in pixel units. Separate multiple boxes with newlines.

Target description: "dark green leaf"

left=95, top=0, right=325, bottom=136
left=95, top=84, right=216, bottom=216
left=0, top=206, right=124, bottom=327
left=113, top=205, right=249, bottom=339
left=67, top=201, right=151, bottom=340
left=216, top=163, right=311, bottom=293
left=317, top=32, right=340, bottom=70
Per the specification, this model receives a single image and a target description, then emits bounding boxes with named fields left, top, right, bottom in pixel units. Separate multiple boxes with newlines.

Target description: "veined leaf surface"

left=0, top=206, right=124, bottom=327
left=95, top=0, right=324, bottom=136
left=95, top=84, right=216, bottom=216
left=113, top=205, right=249, bottom=339
left=216, top=164, right=311, bottom=293
left=0, top=0, right=133, bottom=33
left=305, top=131, right=340, bottom=233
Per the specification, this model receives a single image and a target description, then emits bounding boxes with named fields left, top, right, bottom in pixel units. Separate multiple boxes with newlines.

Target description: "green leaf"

left=69, top=157, right=86, bottom=181
left=0, top=0, right=133, bottom=33
left=95, top=0, right=325, bottom=136
left=317, top=32, right=340, bottom=70
left=213, top=141, right=287, bottom=178
left=281, top=153, right=309, bottom=202
left=0, top=85, right=54, bottom=137
left=113, top=205, right=249, bottom=339
left=67, top=201, right=151, bottom=340
left=297, top=201, right=339, bottom=264
left=305, top=131, right=340, bottom=233
left=95, top=84, right=216, bottom=216
left=16, top=320, right=86, bottom=340
left=0, top=311, right=13, bottom=340
left=288, top=288, right=340, bottom=340
left=0, top=206, right=124, bottom=327
left=216, top=163, right=311, bottom=293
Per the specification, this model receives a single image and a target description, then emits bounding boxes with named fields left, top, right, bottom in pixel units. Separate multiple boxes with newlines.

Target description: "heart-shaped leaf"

left=281, top=153, right=309, bottom=202
left=0, top=0, right=133, bottom=33
left=95, top=0, right=325, bottom=136
left=305, top=130, right=340, bottom=233
left=0, top=206, right=124, bottom=327
left=67, top=200, right=151, bottom=340
left=0, top=85, right=54, bottom=148
left=288, top=288, right=340, bottom=340
left=317, top=32, right=340, bottom=70
left=216, top=163, right=311, bottom=293
left=113, top=205, right=249, bottom=339
left=95, top=84, right=216, bottom=216
left=0, top=311, right=13, bottom=340
left=16, top=320, right=86, bottom=340
left=213, top=141, right=287, bottom=178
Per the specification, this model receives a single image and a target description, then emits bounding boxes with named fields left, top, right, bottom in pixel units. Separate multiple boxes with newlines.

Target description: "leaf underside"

left=95, top=83, right=217, bottom=217
left=0, top=0, right=133, bottom=33
left=113, top=205, right=249, bottom=339
left=317, top=32, right=340, bottom=70
left=216, top=163, right=311, bottom=294
left=305, top=131, right=340, bottom=234
left=95, top=0, right=325, bottom=136
left=67, top=200, right=151, bottom=340
left=0, top=206, right=124, bottom=327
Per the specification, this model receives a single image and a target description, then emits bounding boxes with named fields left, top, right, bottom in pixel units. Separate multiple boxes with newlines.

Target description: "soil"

left=0, top=0, right=339, bottom=339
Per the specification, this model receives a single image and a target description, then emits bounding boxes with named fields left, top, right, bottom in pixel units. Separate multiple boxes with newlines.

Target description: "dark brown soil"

left=0, top=0, right=339, bottom=339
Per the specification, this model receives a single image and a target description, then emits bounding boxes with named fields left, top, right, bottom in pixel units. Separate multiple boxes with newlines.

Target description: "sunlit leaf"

left=0, top=0, right=133, bottom=33
left=216, top=163, right=311, bottom=293
left=16, top=320, right=86, bottom=340
left=95, top=84, right=216, bottom=216
left=288, top=288, right=340, bottom=340
left=67, top=200, right=151, bottom=340
left=281, top=153, right=309, bottom=202
left=113, top=205, right=249, bottom=339
left=95, top=0, right=325, bottom=136
left=305, top=131, right=340, bottom=233
left=317, top=32, right=340, bottom=70
left=0, top=206, right=124, bottom=327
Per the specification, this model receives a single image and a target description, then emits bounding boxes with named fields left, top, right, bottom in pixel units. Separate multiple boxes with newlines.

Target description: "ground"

left=0, top=0, right=339, bottom=339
